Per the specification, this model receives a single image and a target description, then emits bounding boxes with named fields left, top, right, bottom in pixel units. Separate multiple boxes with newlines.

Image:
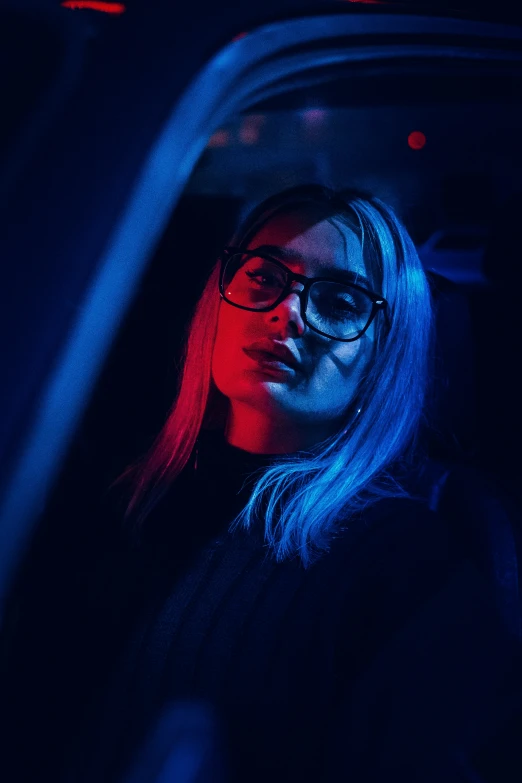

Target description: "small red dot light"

left=61, top=1, right=126, bottom=13
left=408, top=131, right=426, bottom=150
left=239, top=115, right=265, bottom=146
left=207, top=129, right=230, bottom=148
left=301, top=109, right=327, bottom=125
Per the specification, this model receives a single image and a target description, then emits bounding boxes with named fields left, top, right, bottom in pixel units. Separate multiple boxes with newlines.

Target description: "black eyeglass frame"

left=219, top=246, right=389, bottom=342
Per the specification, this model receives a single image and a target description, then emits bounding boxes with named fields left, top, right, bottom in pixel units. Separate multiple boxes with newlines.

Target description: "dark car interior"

left=2, top=4, right=522, bottom=781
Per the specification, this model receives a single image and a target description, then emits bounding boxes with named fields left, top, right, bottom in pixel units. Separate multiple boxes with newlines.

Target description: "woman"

left=67, top=185, right=516, bottom=783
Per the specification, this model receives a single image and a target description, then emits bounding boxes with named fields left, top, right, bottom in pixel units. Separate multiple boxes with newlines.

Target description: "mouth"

left=242, top=348, right=299, bottom=373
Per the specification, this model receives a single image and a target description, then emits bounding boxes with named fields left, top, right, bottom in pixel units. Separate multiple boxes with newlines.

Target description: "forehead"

left=245, top=208, right=366, bottom=278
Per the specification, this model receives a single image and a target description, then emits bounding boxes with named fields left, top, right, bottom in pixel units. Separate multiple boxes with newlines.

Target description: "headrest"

left=423, top=272, right=477, bottom=462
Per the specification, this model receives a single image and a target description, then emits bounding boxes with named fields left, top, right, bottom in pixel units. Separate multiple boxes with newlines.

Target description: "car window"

left=187, top=70, right=522, bottom=249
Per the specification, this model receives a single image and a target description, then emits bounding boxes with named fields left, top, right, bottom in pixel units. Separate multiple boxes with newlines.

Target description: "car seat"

left=413, top=270, right=522, bottom=646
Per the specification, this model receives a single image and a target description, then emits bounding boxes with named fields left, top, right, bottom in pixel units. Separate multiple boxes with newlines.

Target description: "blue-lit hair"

left=117, top=184, right=433, bottom=567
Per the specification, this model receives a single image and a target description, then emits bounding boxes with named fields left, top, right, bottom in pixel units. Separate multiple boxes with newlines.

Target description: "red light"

left=300, top=109, right=328, bottom=141
left=239, top=115, right=265, bottom=145
left=207, top=130, right=230, bottom=148
left=232, top=32, right=248, bottom=42
left=408, top=131, right=426, bottom=150
left=301, top=109, right=327, bottom=125
left=61, top=1, right=126, bottom=13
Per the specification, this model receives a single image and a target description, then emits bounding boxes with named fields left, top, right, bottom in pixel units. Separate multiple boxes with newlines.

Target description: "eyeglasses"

left=219, top=246, right=388, bottom=342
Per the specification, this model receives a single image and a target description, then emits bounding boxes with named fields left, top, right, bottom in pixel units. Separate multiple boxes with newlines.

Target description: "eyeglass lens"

left=223, top=254, right=373, bottom=339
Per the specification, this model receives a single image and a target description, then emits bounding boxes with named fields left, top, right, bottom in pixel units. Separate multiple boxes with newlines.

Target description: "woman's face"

left=212, top=207, right=376, bottom=449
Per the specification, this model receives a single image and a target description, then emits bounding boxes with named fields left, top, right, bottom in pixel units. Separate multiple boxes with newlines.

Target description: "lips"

left=243, top=341, right=301, bottom=372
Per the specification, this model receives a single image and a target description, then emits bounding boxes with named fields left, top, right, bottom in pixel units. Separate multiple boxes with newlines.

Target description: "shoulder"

left=331, top=496, right=454, bottom=577
left=328, top=497, right=474, bottom=662
left=332, top=496, right=519, bottom=678
left=326, top=498, right=520, bottom=782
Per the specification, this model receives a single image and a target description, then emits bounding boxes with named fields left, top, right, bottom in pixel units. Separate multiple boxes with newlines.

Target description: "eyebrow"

left=253, top=244, right=373, bottom=290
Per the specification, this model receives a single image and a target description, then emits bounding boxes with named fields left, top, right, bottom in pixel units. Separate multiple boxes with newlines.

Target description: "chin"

left=225, top=376, right=291, bottom=407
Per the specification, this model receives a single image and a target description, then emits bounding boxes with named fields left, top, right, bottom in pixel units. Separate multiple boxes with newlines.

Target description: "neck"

left=225, top=403, right=335, bottom=454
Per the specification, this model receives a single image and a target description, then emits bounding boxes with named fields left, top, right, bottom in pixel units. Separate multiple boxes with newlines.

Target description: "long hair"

left=114, top=184, right=433, bottom=567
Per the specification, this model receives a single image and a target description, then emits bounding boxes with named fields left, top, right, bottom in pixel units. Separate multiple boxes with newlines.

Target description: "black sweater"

left=60, top=432, right=519, bottom=783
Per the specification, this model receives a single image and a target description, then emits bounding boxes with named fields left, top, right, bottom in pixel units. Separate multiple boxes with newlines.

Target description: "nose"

left=265, top=282, right=306, bottom=337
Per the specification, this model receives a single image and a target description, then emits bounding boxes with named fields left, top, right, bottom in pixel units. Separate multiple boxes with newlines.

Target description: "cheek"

left=212, top=310, right=231, bottom=378
left=326, top=339, right=362, bottom=370
left=318, top=338, right=372, bottom=389
left=212, top=305, right=247, bottom=387
left=339, top=341, right=362, bottom=364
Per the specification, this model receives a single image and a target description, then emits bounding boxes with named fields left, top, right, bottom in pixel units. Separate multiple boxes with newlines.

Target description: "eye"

left=330, top=296, right=357, bottom=312
left=323, top=294, right=359, bottom=316
left=245, top=268, right=282, bottom=288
